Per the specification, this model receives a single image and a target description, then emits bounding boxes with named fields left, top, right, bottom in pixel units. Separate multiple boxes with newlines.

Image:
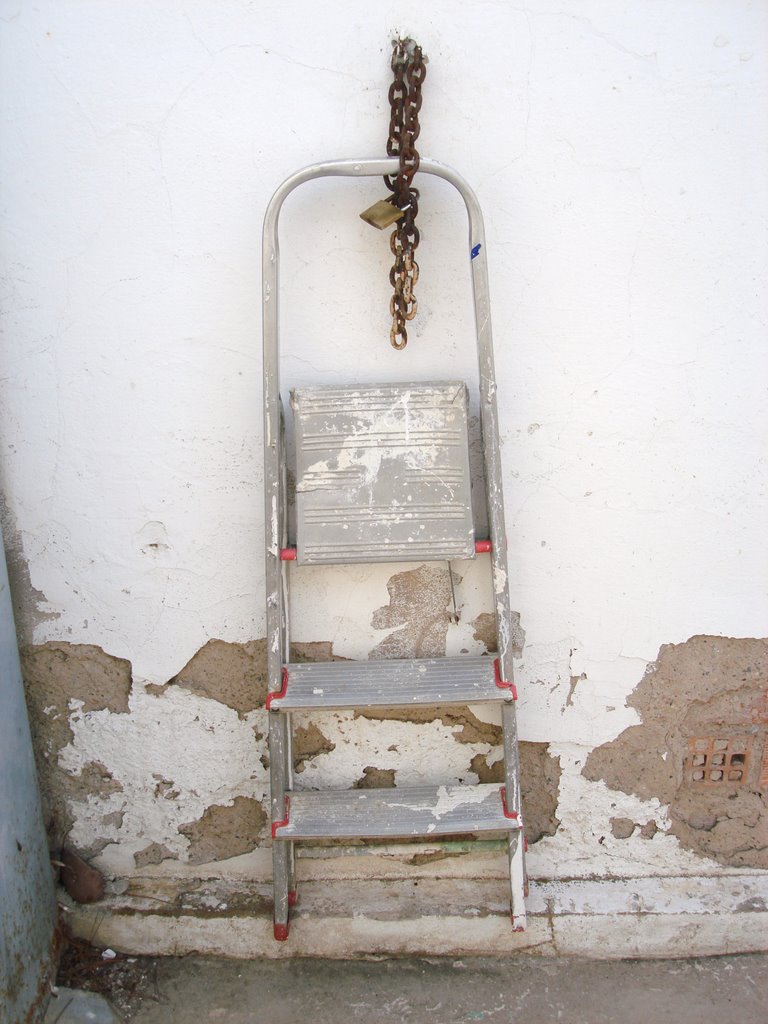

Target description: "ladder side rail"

left=262, top=158, right=524, bottom=931
left=278, top=401, right=296, bottom=905
left=262, top=155, right=520, bottom=788
left=459, top=176, right=527, bottom=929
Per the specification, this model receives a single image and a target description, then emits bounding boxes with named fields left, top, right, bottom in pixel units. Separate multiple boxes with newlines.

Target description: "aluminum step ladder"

left=262, top=158, right=526, bottom=941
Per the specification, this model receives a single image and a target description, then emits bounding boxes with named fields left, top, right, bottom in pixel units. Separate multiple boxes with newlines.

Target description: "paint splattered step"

left=272, top=784, right=522, bottom=840
left=292, top=382, right=475, bottom=565
left=266, top=656, right=516, bottom=711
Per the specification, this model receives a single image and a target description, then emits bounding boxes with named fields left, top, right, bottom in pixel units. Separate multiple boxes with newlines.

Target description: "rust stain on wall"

left=584, top=635, right=768, bottom=868
left=21, top=642, right=132, bottom=844
left=179, top=797, right=267, bottom=865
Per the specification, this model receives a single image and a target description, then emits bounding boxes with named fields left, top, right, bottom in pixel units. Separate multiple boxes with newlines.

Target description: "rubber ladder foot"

left=274, top=922, right=290, bottom=942
left=288, top=889, right=298, bottom=907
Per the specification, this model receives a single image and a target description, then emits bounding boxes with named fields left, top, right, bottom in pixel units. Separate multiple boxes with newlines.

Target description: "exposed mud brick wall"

left=370, top=565, right=459, bottom=660
left=19, top=572, right=563, bottom=870
left=584, top=636, right=768, bottom=868
left=21, top=639, right=271, bottom=866
left=155, top=639, right=269, bottom=716
left=22, top=643, right=132, bottom=847
left=471, top=744, right=561, bottom=844
left=179, top=798, right=267, bottom=865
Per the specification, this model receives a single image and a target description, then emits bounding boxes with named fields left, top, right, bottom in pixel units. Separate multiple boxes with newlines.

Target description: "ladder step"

left=267, top=657, right=516, bottom=711
left=273, top=784, right=521, bottom=840
left=292, top=382, right=475, bottom=565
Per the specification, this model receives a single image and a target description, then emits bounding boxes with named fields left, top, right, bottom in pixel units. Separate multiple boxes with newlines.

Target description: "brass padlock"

left=359, top=198, right=406, bottom=230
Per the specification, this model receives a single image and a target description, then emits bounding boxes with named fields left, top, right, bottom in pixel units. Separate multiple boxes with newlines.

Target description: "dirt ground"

left=55, top=941, right=768, bottom=1024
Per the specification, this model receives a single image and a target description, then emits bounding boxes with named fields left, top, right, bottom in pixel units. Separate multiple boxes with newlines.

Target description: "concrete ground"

left=116, top=954, right=768, bottom=1024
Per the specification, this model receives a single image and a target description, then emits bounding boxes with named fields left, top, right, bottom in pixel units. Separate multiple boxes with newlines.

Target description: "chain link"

left=384, top=38, right=426, bottom=349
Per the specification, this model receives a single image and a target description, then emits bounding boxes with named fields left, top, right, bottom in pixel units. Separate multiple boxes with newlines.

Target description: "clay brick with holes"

left=686, top=736, right=753, bottom=786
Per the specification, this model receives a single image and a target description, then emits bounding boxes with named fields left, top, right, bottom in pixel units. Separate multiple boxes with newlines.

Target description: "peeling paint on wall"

left=584, top=636, right=768, bottom=868
left=469, top=744, right=561, bottom=844
left=370, top=565, right=457, bottom=659
left=179, top=797, right=267, bottom=865
left=355, top=704, right=503, bottom=746
left=133, top=842, right=178, bottom=868
left=355, top=767, right=396, bottom=789
left=21, top=642, right=132, bottom=844
left=294, top=723, right=336, bottom=773
left=21, top=639, right=272, bottom=871
left=152, top=638, right=348, bottom=716
left=155, top=639, right=268, bottom=717
left=470, top=610, right=525, bottom=657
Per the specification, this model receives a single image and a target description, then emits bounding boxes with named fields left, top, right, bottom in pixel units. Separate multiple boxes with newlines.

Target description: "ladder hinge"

left=493, top=659, right=517, bottom=700
left=499, top=786, right=519, bottom=821
left=272, top=795, right=291, bottom=838
left=280, top=547, right=297, bottom=561
left=266, top=668, right=289, bottom=710
left=475, top=539, right=492, bottom=553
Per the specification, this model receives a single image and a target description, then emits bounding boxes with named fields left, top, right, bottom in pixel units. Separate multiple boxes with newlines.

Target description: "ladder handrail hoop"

left=262, top=157, right=515, bottom=687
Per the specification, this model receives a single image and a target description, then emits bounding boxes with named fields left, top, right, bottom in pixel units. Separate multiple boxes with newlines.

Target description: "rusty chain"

left=384, top=38, right=426, bottom=349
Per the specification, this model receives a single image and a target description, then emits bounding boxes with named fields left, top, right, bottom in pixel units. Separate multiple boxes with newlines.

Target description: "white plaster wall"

left=1, top=0, right=767, bottom=894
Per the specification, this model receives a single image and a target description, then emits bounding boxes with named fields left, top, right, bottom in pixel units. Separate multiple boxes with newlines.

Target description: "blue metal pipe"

left=0, top=527, right=57, bottom=1023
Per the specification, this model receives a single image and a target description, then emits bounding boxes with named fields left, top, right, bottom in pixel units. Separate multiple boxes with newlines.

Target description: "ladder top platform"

left=293, top=382, right=475, bottom=565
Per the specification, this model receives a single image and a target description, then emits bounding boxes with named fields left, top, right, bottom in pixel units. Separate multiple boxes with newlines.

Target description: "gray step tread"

left=268, top=656, right=515, bottom=711
left=273, top=783, right=520, bottom=840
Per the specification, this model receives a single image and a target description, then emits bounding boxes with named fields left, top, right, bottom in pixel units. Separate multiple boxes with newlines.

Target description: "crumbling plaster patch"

left=369, top=564, right=459, bottom=660
left=584, top=635, right=768, bottom=869
left=470, top=744, right=561, bottom=845
left=22, top=642, right=132, bottom=845
left=134, top=842, right=177, bottom=868
left=20, top=625, right=765, bottom=888
left=20, top=558, right=570, bottom=877
left=151, top=638, right=269, bottom=717
left=20, top=640, right=270, bottom=874
left=294, top=722, right=336, bottom=772
left=60, top=678, right=270, bottom=875
left=24, top=628, right=564, bottom=877
left=355, top=767, right=396, bottom=789
left=179, top=797, right=267, bottom=865
left=25, top=566, right=714, bottom=882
